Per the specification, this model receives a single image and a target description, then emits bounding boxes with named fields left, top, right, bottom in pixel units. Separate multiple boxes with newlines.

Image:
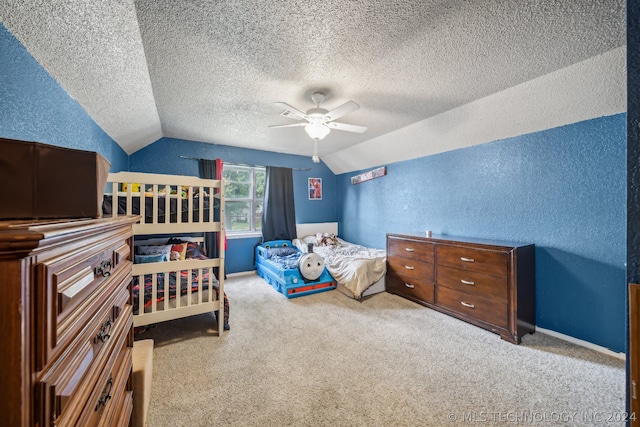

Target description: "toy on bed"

left=255, top=240, right=336, bottom=298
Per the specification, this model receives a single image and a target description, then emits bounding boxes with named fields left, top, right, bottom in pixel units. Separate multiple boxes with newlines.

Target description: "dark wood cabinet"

left=0, top=216, right=138, bottom=426
left=386, top=233, right=535, bottom=344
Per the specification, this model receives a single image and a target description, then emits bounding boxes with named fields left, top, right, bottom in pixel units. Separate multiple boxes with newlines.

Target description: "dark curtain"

left=262, top=166, right=297, bottom=242
left=199, top=158, right=222, bottom=261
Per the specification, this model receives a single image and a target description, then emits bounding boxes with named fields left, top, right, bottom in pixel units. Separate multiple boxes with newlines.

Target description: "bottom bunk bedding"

left=255, top=240, right=336, bottom=298
left=293, top=233, right=387, bottom=300
left=133, top=239, right=229, bottom=330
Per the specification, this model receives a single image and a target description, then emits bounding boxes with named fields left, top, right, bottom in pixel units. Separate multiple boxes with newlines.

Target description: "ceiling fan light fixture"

left=305, top=122, right=330, bottom=140
left=270, top=92, right=366, bottom=162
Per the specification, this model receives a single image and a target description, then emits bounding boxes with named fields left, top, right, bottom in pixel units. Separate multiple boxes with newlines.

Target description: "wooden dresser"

left=386, top=233, right=535, bottom=344
left=0, top=216, right=139, bottom=426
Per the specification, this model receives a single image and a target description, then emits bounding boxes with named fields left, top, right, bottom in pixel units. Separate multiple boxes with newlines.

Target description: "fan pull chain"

left=312, top=140, right=320, bottom=163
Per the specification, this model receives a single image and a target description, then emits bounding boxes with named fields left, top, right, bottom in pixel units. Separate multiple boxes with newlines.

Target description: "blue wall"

left=130, top=137, right=338, bottom=273
left=0, top=18, right=631, bottom=353
left=338, top=114, right=627, bottom=353
left=0, top=24, right=128, bottom=171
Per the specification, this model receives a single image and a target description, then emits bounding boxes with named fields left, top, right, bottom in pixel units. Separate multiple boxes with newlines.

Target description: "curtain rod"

left=179, top=155, right=311, bottom=171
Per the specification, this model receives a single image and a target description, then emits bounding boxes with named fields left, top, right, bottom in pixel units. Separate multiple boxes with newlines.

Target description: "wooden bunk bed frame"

left=105, top=171, right=225, bottom=333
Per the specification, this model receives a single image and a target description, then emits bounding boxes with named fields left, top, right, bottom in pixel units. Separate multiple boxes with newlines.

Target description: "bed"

left=255, top=240, right=336, bottom=298
left=102, top=172, right=219, bottom=234
left=292, top=223, right=387, bottom=300
left=102, top=192, right=213, bottom=224
left=104, top=171, right=227, bottom=333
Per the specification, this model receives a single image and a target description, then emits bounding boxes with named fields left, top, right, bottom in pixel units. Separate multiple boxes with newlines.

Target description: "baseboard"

left=227, top=271, right=257, bottom=278
left=536, top=327, right=625, bottom=360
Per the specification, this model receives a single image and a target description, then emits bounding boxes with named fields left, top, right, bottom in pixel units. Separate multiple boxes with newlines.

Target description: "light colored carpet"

left=138, top=272, right=626, bottom=427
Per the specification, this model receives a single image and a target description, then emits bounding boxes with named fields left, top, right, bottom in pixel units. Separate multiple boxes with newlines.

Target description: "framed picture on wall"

left=308, top=178, right=322, bottom=200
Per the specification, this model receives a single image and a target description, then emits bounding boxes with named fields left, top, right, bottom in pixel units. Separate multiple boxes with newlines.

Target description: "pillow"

left=170, top=243, right=188, bottom=261
left=138, top=244, right=173, bottom=259
left=137, top=244, right=172, bottom=262
left=134, top=254, right=166, bottom=264
left=302, top=235, right=317, bottom=244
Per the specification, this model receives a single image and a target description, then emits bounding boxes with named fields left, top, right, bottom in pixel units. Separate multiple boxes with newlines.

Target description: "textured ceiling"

left=0, top=0, right=626, bottom=172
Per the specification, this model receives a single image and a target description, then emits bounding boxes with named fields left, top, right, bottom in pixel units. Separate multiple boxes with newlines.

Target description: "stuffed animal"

left=316, top=232, right=341, bottom=247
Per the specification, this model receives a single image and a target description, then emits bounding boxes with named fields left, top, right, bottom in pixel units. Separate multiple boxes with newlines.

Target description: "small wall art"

left=308, top=177, right=322, bottom=200
left=351, top=166, right=387, bottom=185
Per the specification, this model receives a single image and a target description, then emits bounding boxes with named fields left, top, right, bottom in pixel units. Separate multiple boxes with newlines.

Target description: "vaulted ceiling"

left=0, top=1, right=626, bottom=173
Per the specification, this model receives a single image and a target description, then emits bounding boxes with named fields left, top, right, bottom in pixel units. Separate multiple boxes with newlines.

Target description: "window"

left=223, top=164, right=265, bottom=235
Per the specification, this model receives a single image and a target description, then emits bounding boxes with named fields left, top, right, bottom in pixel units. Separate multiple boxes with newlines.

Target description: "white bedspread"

left=294, top=236, right=386, bottom=299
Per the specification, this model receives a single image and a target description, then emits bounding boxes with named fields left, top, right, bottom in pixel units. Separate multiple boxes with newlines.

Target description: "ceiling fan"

left=269, top=92, right=367, bottom=162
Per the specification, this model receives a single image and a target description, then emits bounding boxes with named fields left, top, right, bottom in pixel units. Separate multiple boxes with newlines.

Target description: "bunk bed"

left=103, top=171, right=227, bottom=333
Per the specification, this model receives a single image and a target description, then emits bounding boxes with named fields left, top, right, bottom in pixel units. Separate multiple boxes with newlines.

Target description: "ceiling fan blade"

left=323, top=101, right=360, bottom=121
left=274, top=102, right=308, bottom=120
left=269, top=123, right=307, bottom=128
left=326, top=122, right=367, bottom=133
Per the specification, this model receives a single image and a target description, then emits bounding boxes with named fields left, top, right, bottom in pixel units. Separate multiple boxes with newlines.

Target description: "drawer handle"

left=94, top=318, right=112, bottom=344
left=95, top=259, right=112, bottom=277
left=94, top=375, right=114, bottom=411
left=404, top=248, right=415, bottom=252
left=460, top=301, right=475, bottom=309
left=404, top=283, right=415, bottom=289
left=461, top=279, right=475, bottom=286
left=460, top=257, right=475, bottom=263
left=404, top=265, right=415, bottom=270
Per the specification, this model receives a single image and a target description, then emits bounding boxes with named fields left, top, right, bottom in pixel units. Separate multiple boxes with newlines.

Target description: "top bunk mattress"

left=102, top=193, right=216, bottom=223
left=103, top=171, right=223, bottom=234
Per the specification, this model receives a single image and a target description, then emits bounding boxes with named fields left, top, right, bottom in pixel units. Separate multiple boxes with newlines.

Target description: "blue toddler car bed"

left=255, top=240, right=336, bottom=298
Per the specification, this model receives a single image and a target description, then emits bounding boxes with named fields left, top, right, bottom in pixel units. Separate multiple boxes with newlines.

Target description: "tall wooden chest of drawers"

left=0, top=216, right=139, bottom=426
left=386, top=233, right=535, bottom=344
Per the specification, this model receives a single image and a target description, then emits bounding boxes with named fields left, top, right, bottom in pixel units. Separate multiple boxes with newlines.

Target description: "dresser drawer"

left=113, top=390, right=134, bottom=427
left=388, top=237, right=434, bottom=263
left=387, top=255, right=434, bottom=282
left=76, top=319, right=133, bottom=427
left=98, top=384, right=133, bottom=427
left=88, top=285, right=131, bottom=368
left=79, top=343, right=133, bottom=427
left=436, top=245, right=508, bottom=277
left=436, top=265, right=507, bottom=304
left=36, top=235, right=131, bottom=369
left=35, top=291, right=132, bottom=427
left=436, top=286, right=508, bottom=329
left=386, top=273, right=435, bottom=304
